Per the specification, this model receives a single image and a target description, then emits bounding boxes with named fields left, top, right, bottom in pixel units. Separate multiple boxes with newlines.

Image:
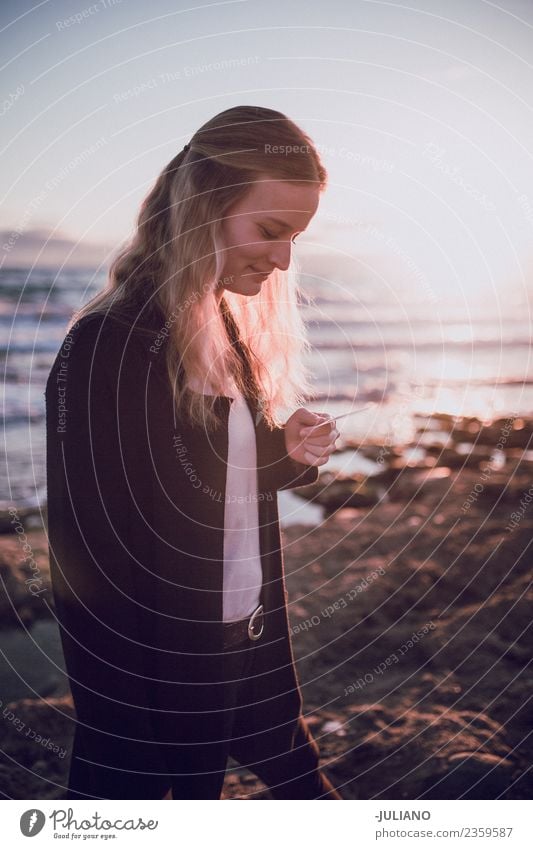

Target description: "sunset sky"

left=2, top=0, right=533, bottom=310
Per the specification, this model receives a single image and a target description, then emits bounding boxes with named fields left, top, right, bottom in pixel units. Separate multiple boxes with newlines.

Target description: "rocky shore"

left=1, top=412, right=532, bottom=799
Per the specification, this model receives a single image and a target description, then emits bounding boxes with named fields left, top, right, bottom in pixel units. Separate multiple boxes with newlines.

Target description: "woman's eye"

left=260, top=226, right=299, bottom=244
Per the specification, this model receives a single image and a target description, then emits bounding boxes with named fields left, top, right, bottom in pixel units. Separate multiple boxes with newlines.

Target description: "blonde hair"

left=71, top=105, right=328, bottom=431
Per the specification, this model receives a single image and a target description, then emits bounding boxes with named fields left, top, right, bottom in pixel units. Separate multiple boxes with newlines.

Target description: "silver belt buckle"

left=248, top=604, right=264, bottom=641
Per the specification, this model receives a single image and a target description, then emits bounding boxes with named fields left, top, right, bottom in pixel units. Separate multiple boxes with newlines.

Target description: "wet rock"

left=387, top=466, right=452, bottom=501
left=0, top=620, right=69, bottom=703
left=0, top=506, right=44, bottom=535
left=0, top=695, right=74, bottom=799
left=302, top=474, right=385, bottom=511
left=0, top=532, right=52, bottom=630
left=425, top=444, right=494, bottom=469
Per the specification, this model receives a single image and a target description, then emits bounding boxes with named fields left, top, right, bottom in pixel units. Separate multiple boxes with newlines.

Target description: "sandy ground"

left=1, top=416, right=532, bottom=799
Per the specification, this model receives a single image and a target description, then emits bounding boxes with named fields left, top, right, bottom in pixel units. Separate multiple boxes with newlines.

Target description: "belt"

left=222, top=604, right=264, bottom=649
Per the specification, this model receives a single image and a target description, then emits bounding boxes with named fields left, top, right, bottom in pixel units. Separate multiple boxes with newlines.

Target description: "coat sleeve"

left=45, top=315, right=170, bottom=796
left=258, top=421, right=320, bottom=492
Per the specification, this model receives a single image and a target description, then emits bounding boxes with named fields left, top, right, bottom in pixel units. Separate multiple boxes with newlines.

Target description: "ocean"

left=1, top=267, right=532, bottom=512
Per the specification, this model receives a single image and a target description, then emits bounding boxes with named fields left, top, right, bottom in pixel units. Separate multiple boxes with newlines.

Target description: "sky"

left=2, top=0, right=533, bottom=310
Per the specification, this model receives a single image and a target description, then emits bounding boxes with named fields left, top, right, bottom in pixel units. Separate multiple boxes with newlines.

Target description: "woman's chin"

left=237, top=277, right=264, bottom=295
left=221, top=285, right=261, bottom=299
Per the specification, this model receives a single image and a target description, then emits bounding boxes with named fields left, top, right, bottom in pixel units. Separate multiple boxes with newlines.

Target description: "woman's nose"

left=267, top=239, right=292, bottom=272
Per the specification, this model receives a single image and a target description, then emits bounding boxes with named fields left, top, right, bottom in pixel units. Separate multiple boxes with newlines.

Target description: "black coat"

left=45, top=309, right=319, bottom=799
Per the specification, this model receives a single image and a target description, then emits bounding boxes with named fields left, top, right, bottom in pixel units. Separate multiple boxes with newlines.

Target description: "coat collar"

left=109, top=297, right=266, bottom=426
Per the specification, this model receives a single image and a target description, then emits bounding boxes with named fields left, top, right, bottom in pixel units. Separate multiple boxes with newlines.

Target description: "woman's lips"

left=249, top=265, right=272, bottom=278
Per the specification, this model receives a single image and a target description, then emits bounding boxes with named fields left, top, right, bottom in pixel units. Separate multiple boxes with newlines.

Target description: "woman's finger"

left=303, top=441, right=335, bottom=460
left=300, top=428, right=339, bottom=445
left=303, top=433, right=338, bottom=447
left=303, top=443, right=323, bottom=458
left=303, top=442, right=335, bottom=457
left=301, top=419, right=337, bottom=436
left=304, top=451, right=329, bottom=465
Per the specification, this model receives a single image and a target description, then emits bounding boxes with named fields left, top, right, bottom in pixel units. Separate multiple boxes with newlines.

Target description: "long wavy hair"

left=71, top=105, right=327, bottom=431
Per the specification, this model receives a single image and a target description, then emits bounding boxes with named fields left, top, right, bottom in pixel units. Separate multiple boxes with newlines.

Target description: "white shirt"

left=222, top=391, right=263, bottom=622
left=186, top=377, right=263, bottom=622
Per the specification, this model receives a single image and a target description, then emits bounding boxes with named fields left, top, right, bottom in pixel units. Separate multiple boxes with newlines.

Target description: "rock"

left=0, top=620, right=69, bottom=703
left=0, top=530, right=53, bottom=630
left=388, top=466, right=452, bottom=501
left=299, top=465, right=415, bottom=511
left=476, top=474, right=533, bottom=504
left=420, top=753, right=516, bottom=799
left=0, top=506, right=44, bottom=535
left=313, top=475, right=385, bottom=511
left=414, top=414, right=533, bottom=451
left=425, top=444, right=494, bottom=469
left=0, top=695, right=74, bottom=799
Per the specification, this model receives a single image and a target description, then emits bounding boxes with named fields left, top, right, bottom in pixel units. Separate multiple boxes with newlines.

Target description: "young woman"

left=45, top=105, right=341, bottom=800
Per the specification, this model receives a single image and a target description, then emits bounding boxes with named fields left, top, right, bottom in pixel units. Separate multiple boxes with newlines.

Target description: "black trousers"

left=168, top=636, right=342, bottom=800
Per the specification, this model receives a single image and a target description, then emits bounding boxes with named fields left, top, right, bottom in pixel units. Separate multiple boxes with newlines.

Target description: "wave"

left=310, top=338, right=533, bottom=350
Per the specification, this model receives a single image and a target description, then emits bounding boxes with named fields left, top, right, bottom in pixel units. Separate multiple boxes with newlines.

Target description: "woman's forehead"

left=239, top=178, right=320, bottom=221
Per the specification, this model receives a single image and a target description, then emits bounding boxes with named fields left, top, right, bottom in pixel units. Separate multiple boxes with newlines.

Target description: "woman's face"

left=217, top=173, right=320, bottom=297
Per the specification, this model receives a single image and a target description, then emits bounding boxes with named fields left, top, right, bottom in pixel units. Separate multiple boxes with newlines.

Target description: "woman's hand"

left=284, top=409, right=339, bottom=467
